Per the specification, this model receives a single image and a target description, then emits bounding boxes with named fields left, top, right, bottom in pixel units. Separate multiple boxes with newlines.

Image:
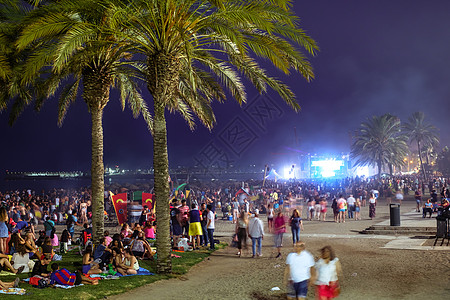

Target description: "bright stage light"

left=311, top=159, right=344, bottom=178
left=355, top=166, right=369, bottom=177
left=284, top=167, right=294, bottom=179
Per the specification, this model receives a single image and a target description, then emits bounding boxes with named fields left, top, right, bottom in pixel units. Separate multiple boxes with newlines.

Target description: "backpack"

left=66, top=215, right=73, bottom=226
left=38, top=278, right=49, bottom=289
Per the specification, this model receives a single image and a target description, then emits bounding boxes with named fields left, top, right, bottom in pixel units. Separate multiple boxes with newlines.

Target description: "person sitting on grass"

left=40, top=237, right=54, bottom=260
left=131, top=231, right=155, bottom=260
left=110, top=235, right=124, bottom=251
left=49, top=263, right=98, bottom=286
left=0, top=278, right=20, bottom=289
left=104, top=231, right=113, bottom=247
left=143, top=221, right=156, bottom=240
left=9, top=233, right=35, bottom=256
left=11, top=245, right=31, bottom=273
left=116, top=248, right=139, bottom=275
left=30, top=255, right=51, bottom=277
left=82, top=245, right=102, bottom=275
left=111, top=247, right=123, bottom=272
left=0, top=253, right=25, bottom=274
left=93, top=238, right=112, bottom=268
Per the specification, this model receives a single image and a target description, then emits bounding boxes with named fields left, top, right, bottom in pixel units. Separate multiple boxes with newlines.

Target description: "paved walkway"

left=375, top=208, right=436, bottom=227
left=213, top=206, right=447, bottom=251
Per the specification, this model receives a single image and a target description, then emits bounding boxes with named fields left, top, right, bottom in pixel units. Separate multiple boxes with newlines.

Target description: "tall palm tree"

left=403, top=112, right=439, bottom=182
left=14, top=0, right=153, bottom=243
left=351, top=114, right=408, bottom=178
left=115, top=0, right=318, bottom=273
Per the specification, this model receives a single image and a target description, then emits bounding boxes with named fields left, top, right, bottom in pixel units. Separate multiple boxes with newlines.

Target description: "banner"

left=133, top=191, right=143, bottom=202
left=142, top=193, right=154, bottom=210
left=111, top=193, right=128, bottom=225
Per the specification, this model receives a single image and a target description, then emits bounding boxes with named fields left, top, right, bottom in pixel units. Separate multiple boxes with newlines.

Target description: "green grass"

left=2, top=244, right=225, bottom=299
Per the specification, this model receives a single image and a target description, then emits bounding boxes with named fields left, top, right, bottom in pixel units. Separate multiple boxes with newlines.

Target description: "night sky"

left=1, top=0, right=449, bottom=172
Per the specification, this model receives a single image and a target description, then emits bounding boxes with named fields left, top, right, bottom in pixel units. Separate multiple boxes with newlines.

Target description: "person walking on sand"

left=248, top=209, right=264, bottom=258
left=206, top=204, right=215, bottom=250
left=355, top=198, right=361, bottom=220
left=284, top=241, right=315, bottom=300
left=369, top=193, right=377, bottom=220
left=289, top=209, right=303, bottom=245
left=336, top=196, right=346, bottom=223
left=235, top=211, right=248, bottom=257
left=267, top=203, right=274, bottom=233
left=274, top=211, right=286, bottom=258
left=314, top=246, right=342, bottom=300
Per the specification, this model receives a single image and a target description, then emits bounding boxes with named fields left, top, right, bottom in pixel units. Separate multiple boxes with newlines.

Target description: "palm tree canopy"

left=403, top=111, right=439, bottom=149
left=351, top=114, right=409, bottom=172
left=113, top=0, right=318, bottom=129
left=14, top=0, right=153, bottom=130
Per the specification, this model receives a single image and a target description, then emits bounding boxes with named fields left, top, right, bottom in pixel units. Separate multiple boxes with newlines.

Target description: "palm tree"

left=351, top=114, right=409, bottom=178
left=14, top=0, right=153, bottom=243
left=403, top=112, right=439, bottom=182
left=0, top=0, right=35, bottom=115
left=116, top=0, right=318, bottom=273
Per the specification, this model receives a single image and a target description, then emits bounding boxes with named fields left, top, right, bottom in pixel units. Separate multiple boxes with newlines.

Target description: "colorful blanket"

left=117, top=267, right=153, bottom=277
left=0, top=288, right=26, bottom=295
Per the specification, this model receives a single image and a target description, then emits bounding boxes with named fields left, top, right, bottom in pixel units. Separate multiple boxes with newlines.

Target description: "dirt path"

left=108, top=200, right=449, bottom=300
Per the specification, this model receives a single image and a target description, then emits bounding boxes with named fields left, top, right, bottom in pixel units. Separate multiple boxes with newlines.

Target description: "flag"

left=235, top=188, right=250, bottom=197
left=176, top=183, right=187, bottom=191
left=142, top=193, right=154, bottom=210
left=185, top=190, right=190, bottom=199
left=133, top=191, right=143, bottom=201
left=112, top=193, right=128, bottom=225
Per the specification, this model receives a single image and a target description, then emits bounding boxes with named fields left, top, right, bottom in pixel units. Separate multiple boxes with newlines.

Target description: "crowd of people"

left=0, top=173, right=449, bottom=293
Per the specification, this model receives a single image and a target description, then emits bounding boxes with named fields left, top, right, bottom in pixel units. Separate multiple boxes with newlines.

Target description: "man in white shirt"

left=284, top=242, right=315, bottom=299
left=206, top=204, right=215, bottom=250
left=346, top=194, right=356, bottom=219
left=248, top=209, right=264, bottom=257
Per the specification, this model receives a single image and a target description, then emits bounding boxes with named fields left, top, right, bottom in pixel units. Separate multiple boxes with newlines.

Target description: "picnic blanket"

left=23, top=278, right=84, bottom=289
left=0, top=288, right=26, bottom=295
left=55, top=284, right=84, bottom=289
left=114, top=267, right=153, bottom=277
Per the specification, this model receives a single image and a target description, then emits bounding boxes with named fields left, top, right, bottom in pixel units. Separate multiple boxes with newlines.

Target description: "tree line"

left=350, top=111, right=441, bottom=180
left=0, top=0, right=318, bottom=273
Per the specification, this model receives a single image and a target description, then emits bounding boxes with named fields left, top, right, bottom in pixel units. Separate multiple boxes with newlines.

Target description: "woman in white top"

left=315, top=246, right=342, bottom=300
left=368, top=194, right=377, bottom=220
left=117, top=248, right=139, bottom=275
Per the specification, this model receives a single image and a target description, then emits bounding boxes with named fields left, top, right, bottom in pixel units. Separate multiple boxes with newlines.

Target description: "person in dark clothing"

left=31, top=257, right=51, bottom=277
left=139, top=206, right=149, bottom=226
left=200, top=203, right=209, bottom=247
left=93, top=238, right=111, bottom=268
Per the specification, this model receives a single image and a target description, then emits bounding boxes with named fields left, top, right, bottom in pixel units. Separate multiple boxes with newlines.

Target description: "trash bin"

left=436, top=216, right=448, bottom=238
left=389, top=203, right=400, bottom=226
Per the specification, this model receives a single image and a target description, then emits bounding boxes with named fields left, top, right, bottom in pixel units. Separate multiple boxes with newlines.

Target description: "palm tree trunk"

left=91, top=107, right=105, bottom=244
left=377, top=160, right=382, bottom=179
left=153, top=99, right=171, bottom=274
left=148, top=53, right=180, bottom=274
left=83, top=68, right=110, bottom=245
left=417, top=141, right=427, bottom=182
